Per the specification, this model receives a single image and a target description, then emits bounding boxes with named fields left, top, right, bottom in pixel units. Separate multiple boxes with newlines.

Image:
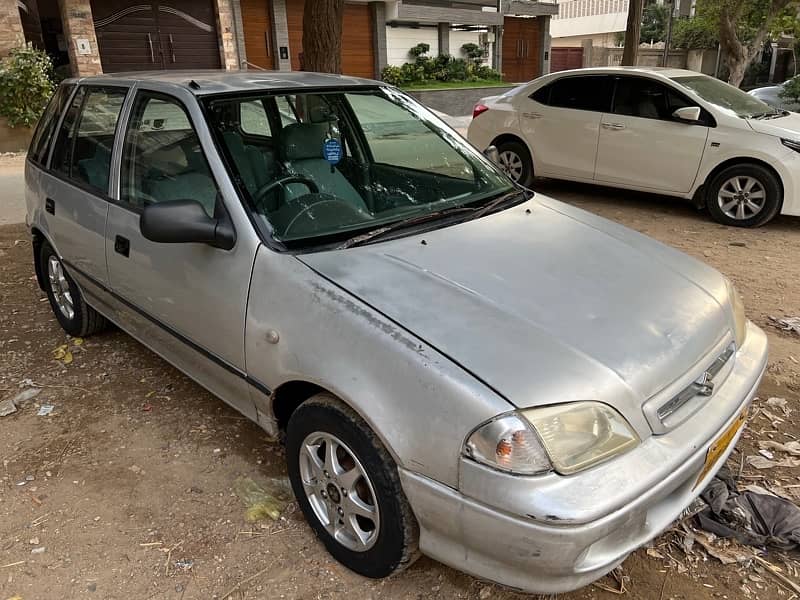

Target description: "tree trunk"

left=621, top=0, right=643, bottom=66
left=302, top=0, right=345, bottom=73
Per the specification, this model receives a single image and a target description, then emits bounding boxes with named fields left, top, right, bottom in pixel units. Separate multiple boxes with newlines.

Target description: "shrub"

left=409, top=43, right=430, bottom=60
left=671, top=16, right=718, bottom=50
left=475, top=65, right=503, bottom=81
left=381, top=65, right=405, bottom=86
left=0, top=44, right=54, bottom=128
left=779, top=76, right=800, bottom=105
left=461, top=42, right=485, bottom=64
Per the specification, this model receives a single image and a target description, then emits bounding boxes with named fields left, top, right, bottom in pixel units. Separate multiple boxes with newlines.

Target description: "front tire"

left=286, top=394, right=420, bottom=578
left=495, top=139, right=534, bottom=187
left=40, top=242, right=107, bottom=337
left=705, top=164, right=781, bottom=227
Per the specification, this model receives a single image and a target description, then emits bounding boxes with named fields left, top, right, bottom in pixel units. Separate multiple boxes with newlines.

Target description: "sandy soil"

left=1, top=181, right=799, bottom=600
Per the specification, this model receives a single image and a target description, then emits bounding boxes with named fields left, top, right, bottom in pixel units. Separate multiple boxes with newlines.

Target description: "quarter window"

left=121, top=93, right=219, bottom=217
left=240, top=99, right=270, bottom=136
left=50, top=86, right=127, bottom=194
left=29, top=83, right=74, bottom=166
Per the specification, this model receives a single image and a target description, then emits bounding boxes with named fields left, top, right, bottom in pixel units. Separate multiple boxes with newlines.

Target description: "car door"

left=104, top=89, right=260, bottom=421
left=594, top=76, right=710, bottom=194
left=39, top=84, right=129, bottom=286
left=517, top=75, right=613, bottom=180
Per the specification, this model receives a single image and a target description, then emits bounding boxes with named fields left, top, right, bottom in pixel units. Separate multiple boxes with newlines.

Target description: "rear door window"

left=534, top=76, right=614, bottom=112
left=29, top=83, right=74, bottom=166
left=50, top=86, right=128, bottom=194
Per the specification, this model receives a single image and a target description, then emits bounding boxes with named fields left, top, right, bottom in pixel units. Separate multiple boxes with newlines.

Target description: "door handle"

left=114, top=235, right=130, bottom=258
left=601, top=122, right=625, bottom=130
left=168, top=34, right=176, bottom=63
left=264, top=31, right=271, bottom=57
left=147, top=33, right=155, bottom=63
left=522, top=111, right=542, bottom=119
left=45, top=198, right=55, bottom=215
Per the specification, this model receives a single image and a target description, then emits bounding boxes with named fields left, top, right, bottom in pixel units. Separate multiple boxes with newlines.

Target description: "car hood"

left=298, top=197, right=731, bottom=414
left=747, top=112, right=800, bottom=138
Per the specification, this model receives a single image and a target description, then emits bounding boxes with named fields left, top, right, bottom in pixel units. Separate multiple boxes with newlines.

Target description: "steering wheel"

left=282, top=198, right=369, bottom=237
left=252, top=175, right=319, bottom=212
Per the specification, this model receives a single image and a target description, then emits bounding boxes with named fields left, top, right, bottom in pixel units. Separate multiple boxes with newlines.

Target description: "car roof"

left=546, top=66, right=700, bottom=79
left=63, top=69, right=384, bottom=95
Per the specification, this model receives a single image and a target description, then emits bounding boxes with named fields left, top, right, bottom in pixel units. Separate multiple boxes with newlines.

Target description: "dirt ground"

left=2, top=181, right=800, bottom=600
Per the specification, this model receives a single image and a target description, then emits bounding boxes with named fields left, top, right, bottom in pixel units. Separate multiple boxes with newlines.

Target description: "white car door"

left=594, top=76, right=709, bottom=194
left=519, top=75, right=614, bottom=180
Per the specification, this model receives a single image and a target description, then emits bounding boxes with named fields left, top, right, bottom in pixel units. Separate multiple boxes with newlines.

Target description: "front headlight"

left=725, top=278, right=747, bottom=346
left=464, top=402, right=639, bottom=476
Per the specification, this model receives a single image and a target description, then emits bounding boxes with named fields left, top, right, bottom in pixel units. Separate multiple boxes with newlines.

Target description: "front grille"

left=657, top=342, right=736, bottom=422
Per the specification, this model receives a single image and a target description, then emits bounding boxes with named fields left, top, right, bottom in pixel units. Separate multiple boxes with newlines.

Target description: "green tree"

left=302, top=0, right=345, bottom=73
left=671, top=15, right=719, bottom=49
left=640, top=3, right=669, bottom=43
left=780, top=76, right=800, bottom=104
left=0, top=45, right=54, bottom=128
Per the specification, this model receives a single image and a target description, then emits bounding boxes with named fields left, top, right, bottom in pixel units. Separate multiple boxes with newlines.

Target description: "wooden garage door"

left=551, top=47, right=583, bottom=73
left=502, top=17, right=541, bottom=83
left=92, top=0, right=221, bottom=72
left=286, top=1, right=375, bottom=78
left=241, top=0, right=273, bottom=69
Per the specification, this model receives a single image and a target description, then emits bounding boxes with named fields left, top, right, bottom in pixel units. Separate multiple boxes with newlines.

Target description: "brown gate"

left=241, top=0, right=273, bottom=69
left=551, top=47, right=583, bottom=72
left=91, top=0, right=221, bottom=72
left=285, top=1, right=375, bottom=78
left=502, top=17, right=541, bottom=83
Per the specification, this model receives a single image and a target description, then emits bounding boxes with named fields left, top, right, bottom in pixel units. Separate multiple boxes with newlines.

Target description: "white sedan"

left=468, top=67, right=800, bottom=227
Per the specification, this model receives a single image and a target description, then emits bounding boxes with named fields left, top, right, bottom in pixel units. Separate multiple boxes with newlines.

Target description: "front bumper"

left=400, top=322, right=768, bottom=594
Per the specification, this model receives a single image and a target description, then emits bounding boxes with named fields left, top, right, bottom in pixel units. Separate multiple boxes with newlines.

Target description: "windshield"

left=671, top=75, right=778, bottom=118
left=205, top=88, right=513, bottom=248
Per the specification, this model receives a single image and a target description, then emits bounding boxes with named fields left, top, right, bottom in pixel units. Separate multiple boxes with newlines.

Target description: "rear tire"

left=286, top=394, right=420, bottom=579
left=705, top=163, right=781, bottom=227
left=40, top=242, right=107, bottom=337
left=495, top=139, right=534, bottom=188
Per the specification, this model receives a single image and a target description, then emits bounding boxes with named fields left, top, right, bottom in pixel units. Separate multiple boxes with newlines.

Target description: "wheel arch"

left=31, top=226, right=48, bottom=291
left=490, top=132, right=532, bottom=156
left=271, top=379, right=328, bottom=432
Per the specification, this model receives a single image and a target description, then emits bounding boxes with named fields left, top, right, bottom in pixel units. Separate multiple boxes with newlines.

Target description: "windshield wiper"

left=749, top=110, right=787, bottom=120
left=338, top=189, right=530, bottom=250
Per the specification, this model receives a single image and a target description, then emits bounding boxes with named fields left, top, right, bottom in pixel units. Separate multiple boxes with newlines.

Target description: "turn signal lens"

left=473, top=103, right=489, bottom=119
left=464, top=414, right=552, bottom=475
left=522, top=402, right=639, bottom=475
left=725, top=278, right=748, bottom=347
left=782, top=138, right=800, bottom=154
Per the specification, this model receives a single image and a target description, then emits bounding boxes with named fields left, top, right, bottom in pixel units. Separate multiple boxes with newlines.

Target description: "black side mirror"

left=483, top=145, right=500, bottom=165
left=140, top=200, right=235, bottom=250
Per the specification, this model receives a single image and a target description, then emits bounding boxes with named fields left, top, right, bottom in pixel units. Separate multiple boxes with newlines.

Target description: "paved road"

left=0, top=164, right=25, bottom=225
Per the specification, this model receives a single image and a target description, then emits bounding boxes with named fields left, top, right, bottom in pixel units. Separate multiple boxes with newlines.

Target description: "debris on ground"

left=36, top=404, right=54, bottom=417
left=768, top=316, right=800, bottom=335
left=765, top=397, right=791, bottom=416
left=233, top=476, right=293, bottom=522
left=0, top=387, right=42, bottom=417
left=696, top=467, right=800, bottom=550
left=0, top=397, right=17, bottom=417
left=52, top=344, right=73, bottom=364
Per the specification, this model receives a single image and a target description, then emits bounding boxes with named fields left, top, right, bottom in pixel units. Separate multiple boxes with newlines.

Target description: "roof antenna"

left=188, top=80, right=201, bottom=90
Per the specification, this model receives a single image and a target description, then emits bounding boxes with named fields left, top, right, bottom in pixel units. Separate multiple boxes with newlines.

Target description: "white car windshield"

left=671, top=75, right=781, bottom=119
left=205, top=88, right=514, bottom=248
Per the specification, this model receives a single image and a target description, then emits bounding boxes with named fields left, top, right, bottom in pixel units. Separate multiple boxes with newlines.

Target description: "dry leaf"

left=759, top=440, right=800, bottom=456
left=747, top=455, right=800, bottom=469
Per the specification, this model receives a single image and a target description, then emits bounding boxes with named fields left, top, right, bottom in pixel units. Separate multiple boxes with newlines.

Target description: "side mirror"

left=672, top=106, right=702, bottom=123
left=483, top=145, right=500, bottom=165
left=140, top=200, right=235, bottom=250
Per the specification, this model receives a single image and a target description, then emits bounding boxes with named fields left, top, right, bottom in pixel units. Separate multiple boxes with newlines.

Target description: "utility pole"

left=662, top=0, right=675, bottom=67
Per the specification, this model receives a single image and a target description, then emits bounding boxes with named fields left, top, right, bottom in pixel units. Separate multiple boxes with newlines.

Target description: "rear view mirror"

left=140, top=200, right=235, bottom=250
left=672, top=106, right=702, bottom=123
left=484, top=145, right=500, bottom=165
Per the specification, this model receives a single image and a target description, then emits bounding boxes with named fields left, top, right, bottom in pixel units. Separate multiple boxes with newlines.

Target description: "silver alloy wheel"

left=47, top=255, right=74, bottom=320
left=717, top=175, right=766, bottom=220
left=299, top=431, right=380, bottom=551
left=498, top=150, right=523, bottom=182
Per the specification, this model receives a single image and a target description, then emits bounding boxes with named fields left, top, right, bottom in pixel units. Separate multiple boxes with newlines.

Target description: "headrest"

left=282, top=122, right=329, bottom=161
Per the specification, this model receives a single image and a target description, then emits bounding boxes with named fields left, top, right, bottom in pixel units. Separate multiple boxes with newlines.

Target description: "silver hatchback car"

left=25, top=71, right=767, bottom=594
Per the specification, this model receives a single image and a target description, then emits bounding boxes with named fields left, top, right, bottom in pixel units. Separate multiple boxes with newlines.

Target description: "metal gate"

left=92, top=0, right=221, bottom=72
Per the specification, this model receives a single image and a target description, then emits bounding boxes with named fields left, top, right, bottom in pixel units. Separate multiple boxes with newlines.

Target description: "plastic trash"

left=233, top=476, right=293, bottom=522
left=37, top=404, right=55, bottom=416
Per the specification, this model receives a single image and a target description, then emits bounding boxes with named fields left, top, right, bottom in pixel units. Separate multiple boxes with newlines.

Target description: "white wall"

left=449, top=30, right=493, bottom=65
left=550, top=12, right=628, bottom=41
left=386, top=26, right=439, bottom=66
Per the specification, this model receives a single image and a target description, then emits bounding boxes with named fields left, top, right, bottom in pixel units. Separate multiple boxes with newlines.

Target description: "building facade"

left=3, top=0, right=556, bottom=83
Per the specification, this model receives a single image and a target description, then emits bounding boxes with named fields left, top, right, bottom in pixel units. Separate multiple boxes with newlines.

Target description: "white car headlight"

left=725, top=278, right=747, bottom=347
left=464, top=402, right=639, bottom=476
left=522, top=402, right=639, bottom=475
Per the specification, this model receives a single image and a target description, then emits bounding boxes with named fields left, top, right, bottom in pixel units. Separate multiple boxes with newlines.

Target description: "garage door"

left=285, top=1, right=375, bottom=78
left=551, top=47, right=583, bottom=73
left=92, top=0, right=221, bottom=72
left=241, top=0, right=273, bottom=69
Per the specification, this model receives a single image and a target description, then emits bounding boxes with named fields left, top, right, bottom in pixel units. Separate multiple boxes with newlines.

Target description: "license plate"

left=693, top=407, right=748, bottom=489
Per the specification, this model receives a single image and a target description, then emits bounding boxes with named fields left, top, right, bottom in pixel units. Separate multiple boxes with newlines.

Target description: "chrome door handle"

left=147, top=33, right=155, bottom=63
left=601, top=122, right=625, bottom=130
left=522, top=111, right=542, bottom=119
left=168, top=34, right=176, bottom=63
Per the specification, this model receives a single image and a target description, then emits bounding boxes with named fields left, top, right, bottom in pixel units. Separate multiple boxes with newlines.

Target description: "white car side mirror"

left=672, top=106, right=702, bottom=122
